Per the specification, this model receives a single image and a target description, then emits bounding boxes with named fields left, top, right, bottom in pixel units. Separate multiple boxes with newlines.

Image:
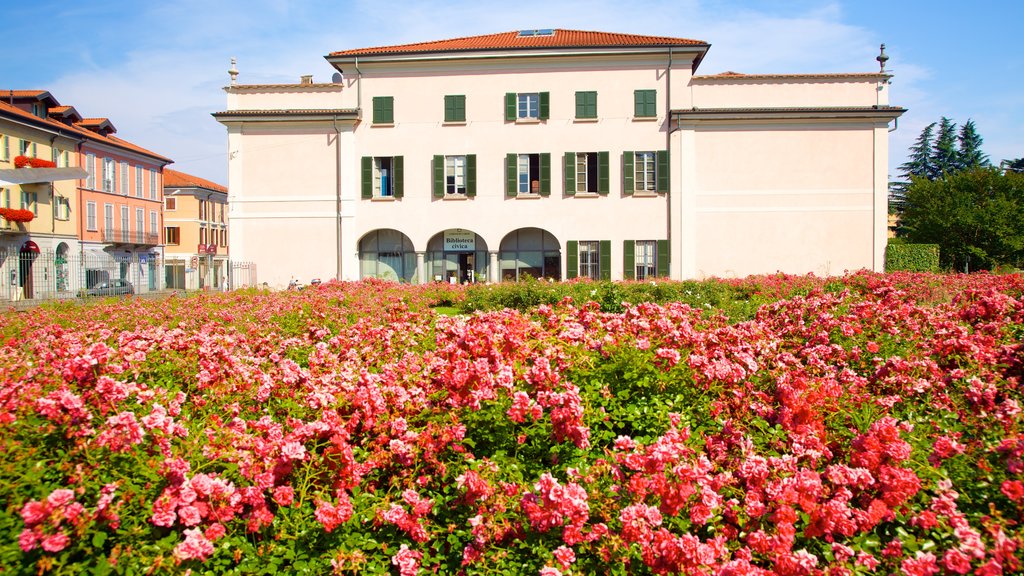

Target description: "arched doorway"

left=425, top=229, right=488, bottom=284
left=55, top=243, right=69, bottom=293
left=499, top=228, right=561, bottom=281
left=358, top=229, right=416, bottom=282
left=19, top=240, right=40, bottom=299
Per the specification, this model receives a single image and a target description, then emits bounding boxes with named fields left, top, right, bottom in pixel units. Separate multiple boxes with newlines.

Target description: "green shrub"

left=885, top=243, right=940, bottom=272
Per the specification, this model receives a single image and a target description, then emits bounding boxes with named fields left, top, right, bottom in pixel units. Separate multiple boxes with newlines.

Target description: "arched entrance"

left=425, top=229, right=488, bottom=284
left=499, top=228, right=561, bottom=281
left=55, top=243, right=69, bottom=293
left=19, top=240, right=40, bottom=299
left=358, top=229, right=416, bottom=282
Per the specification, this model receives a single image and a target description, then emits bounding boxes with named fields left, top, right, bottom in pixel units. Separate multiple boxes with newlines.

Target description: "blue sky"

left=2, top=0, right=1021, bottom=185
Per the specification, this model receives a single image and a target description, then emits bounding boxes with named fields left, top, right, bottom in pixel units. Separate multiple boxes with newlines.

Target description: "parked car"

left=83, top=279, right=134, bottom=297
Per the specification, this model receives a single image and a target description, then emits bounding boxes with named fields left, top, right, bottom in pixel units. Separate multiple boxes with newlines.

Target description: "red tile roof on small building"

left=329, top=29, right=707, bottom=57
left=164, top=168, right=227, bottom=193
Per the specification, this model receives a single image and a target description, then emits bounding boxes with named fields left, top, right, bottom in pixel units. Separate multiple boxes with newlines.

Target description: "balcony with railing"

left=100, top=228, right=159, bottom=246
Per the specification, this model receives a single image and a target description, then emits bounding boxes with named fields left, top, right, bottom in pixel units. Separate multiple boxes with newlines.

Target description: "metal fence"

left=0, top=248, right=257, bottom=303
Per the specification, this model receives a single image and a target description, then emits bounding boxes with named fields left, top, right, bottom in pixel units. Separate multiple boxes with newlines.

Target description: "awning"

left=0, top=167, right=88, bottom=185
left=21, top=241, right=40, bottom=253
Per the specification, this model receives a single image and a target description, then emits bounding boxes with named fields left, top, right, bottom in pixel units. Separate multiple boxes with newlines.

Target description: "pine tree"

left=930, top=117, right=959, bottom=178
left=1007, top=158, right=1024, bottom=173
left=956, top=119, right=990, bottom=170
left=897, top=122, right=936, bottom=181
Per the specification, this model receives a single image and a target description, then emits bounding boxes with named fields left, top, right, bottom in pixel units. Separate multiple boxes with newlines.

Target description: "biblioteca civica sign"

left=443, top=229, right=475, bottom=252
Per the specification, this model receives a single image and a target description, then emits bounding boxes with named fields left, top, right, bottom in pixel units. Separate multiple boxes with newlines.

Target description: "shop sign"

left=443, top=229, right=475, bottom=252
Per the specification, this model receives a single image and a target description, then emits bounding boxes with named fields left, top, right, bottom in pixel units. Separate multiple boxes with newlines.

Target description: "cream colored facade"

left=163, top=170, right=229, bottom=290
left=216, top=31, right=903, bottom=287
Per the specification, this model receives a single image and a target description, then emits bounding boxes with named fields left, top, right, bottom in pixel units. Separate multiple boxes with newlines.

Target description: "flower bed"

left=1, top=273, right=1022, bottom=574
left=13, top=155, right=57, bottom=169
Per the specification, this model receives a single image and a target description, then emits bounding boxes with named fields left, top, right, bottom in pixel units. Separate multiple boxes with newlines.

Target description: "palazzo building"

left=214, top=29, right=903, bottom=287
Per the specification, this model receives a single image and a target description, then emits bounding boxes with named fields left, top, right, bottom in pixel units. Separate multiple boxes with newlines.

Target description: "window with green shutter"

left=566, top=241, right=578, bottom=279
left=575, top=91, right=597, bottom=119
left=434, top=155, right=476, bottom=198
left=624, top=151, right=668, bottom=194
left=372, top=96, right=394, bottom=124
left=599, top=240, right=611, bottom=280
left=362, top=156, right=402, bottom=198
left=444, top=95, right=466, bottom=122
left=564, top=152, right=608, bottom=195
left=510, top=153, right=550, bottom=196
left=507, top=92, right=549, bottom=121
left=634, top=89, right=656, bottom=118
left=623, top=240, right=636, bottom=280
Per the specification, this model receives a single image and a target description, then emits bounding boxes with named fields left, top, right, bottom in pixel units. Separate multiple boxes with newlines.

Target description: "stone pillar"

left=489, top=251, right=499, bottom=283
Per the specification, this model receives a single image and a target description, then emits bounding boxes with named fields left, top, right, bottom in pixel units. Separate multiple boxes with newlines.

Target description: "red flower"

left=13, top=155, right=56, bottom=168
left=0, top=208, right=35, bottom=223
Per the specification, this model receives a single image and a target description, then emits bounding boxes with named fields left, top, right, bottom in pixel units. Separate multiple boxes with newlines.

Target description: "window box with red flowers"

left=13, top=155, right=57, bottom=169
left=0, top=208, right=34, bottom=223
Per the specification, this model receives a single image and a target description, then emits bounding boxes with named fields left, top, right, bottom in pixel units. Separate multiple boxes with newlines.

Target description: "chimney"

left=300, top=75, right=313, bottom=85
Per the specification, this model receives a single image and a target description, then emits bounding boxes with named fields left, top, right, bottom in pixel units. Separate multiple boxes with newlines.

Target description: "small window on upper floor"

left=505, top=92, right=549, bottom=121
left=634, top=89, right=657, bottom=118
left=444, top=95, right=466, bottom=123
left=165, top=197, right=176, bottom=210
left=372, top=96, right=394, bottom=124
left=361, top=156, right=404, bottom=199
left=575, top=91, right=597, bottom=119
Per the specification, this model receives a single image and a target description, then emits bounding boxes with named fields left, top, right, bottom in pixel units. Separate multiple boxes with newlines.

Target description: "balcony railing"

left=100, top=228, right=159, bottom=245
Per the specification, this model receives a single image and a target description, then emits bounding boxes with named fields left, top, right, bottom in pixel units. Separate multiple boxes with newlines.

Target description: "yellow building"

left=163, top=168, right=229, bottom=290
left=0, top=91, right=86, bottom=300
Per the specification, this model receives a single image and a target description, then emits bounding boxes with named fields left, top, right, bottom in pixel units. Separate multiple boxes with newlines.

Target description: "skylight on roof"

left=518, top=29, right=555, bottom=37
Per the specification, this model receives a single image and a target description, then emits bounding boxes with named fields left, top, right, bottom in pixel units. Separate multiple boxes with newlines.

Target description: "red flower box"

left=0, top=207, right=34, bottom=223
left=13, top=155, right=57, bottom=169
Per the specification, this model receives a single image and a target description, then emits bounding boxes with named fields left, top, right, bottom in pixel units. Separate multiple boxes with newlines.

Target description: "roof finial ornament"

left=229, top=57, right=239, bottom=86
left=876, top=43, right=888, bottom=73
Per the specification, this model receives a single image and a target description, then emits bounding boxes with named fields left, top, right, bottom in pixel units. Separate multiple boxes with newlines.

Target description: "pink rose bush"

left=1, top=273, right=1023, bottom=573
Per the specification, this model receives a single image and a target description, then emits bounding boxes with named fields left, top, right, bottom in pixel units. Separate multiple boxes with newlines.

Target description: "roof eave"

left=325, top=43, right=710, bottom=65
left=672, top=106, right=907, bottom=122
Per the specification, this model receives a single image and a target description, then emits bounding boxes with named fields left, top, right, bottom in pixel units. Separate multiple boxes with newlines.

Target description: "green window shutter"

left=505, top=93, right=516, bottom=121
left=623, top=151, right=634, bottom=195
left=564, top=152, right=575, bottom=196
left=576, top=91, right=596, bottom=118
left=566, top=241, right=578, bottom=279
left=623, top=240, right=636, bottom=280
left=539, top=92, right=550, bottom=120
left=384, top=97, right=394, bottom=123
left=393, top=156, right=404, bottom=198
left=634, top=90, right=655, bottom=117
left=657, top=240, right=670, bottom=277
left=361, top=156, right=372, bottom=199
left=539, top=153, right=551, bottom=196
left=444, top=96, right=455, bottom=122
left=433, top=155, right=444, bottom=198
left=445, top=95, right=465, bottom=122
left=506, top=153, right=517, bottom=197
left=633, top=91, right=643, bottom=117
left=598, top=151, right=609, bottom=195
left=372, top=97, right=383, bottom=123
left=466, top=154, right=477, bottom=197
left=657, top=150, right=669, bottom=194
left=599, top=240, right=611, bottom=280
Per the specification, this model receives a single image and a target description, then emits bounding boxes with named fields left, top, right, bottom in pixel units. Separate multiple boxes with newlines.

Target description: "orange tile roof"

left=693, top=72, right=886, bottom=80
left=329, top=29, right=707, bottom=57
left=164, top=168, right=227, bottom=192
left=4, top=89, right=51, bottom=99
left=0, top=97, right=171, bottom=163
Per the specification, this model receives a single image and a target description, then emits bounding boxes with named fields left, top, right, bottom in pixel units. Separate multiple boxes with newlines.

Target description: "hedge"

left=885, top=242, right=940, bottom=272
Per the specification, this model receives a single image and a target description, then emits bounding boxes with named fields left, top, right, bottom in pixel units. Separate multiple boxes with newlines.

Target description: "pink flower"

left=40, top=532, right=70, bottom=553
left=173, top=528, right=215, bottom=562
left=391, top=544, right=422, bottom=576
left=177, top=505, right=202, bottom=526
left=539, top=568, right=562, bottom=576
left=46, top=489, right=76, bottom=509
left=553, top=545, right=575, bottom=569
left=901, top=552, right=939, bottom=576
left=18, top=529, right=39, bottom=552
left=942, top=549, right=973, bottom=574
left=314, top=494, right=353, bottom=533
left=21, top=501, right=48, bottom=525
left=280, top=441, right=306, bottom=461
left=272, top=486, right=295, bottom=507
left=1000, top=480, right=1024, bottom=503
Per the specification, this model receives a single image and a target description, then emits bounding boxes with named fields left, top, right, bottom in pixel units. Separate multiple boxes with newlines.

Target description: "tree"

left=930, top=117, right=959, bottom=178
left=897, top=122, right=936, bottom=181
left=1006, top=158, right=1024, bottom=174
left=901, top=167, right=1024, bottom=271
left=956, top=120, right=990, bottom=170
